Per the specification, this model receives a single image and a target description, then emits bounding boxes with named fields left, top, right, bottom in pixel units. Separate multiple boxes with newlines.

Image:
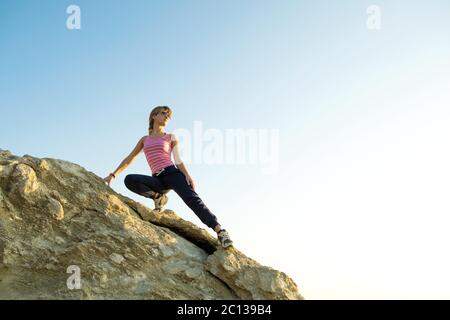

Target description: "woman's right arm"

left=103, top=136, right=146, bottom=185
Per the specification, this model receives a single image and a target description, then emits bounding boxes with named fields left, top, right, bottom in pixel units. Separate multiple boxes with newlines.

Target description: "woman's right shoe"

left=217, top=229, right=233, bottom=248
left=153, top=193, right=168, bottom=212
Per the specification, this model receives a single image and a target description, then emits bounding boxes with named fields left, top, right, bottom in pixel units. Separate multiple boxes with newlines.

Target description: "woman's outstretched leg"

left=160, top=170, right=233, bottom=248
left=161, top=170, right=218, bottom=228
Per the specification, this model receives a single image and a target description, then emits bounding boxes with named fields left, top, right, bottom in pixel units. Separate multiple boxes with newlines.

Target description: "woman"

left=103, top=106, right=233, bottom=248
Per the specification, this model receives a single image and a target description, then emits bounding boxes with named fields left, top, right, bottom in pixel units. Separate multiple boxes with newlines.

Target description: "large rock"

left=0, top=149, right=303, bottom=299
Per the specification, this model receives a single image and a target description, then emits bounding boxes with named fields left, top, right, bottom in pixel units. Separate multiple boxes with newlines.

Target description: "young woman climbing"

left=103, top=106, right=233, bottom=248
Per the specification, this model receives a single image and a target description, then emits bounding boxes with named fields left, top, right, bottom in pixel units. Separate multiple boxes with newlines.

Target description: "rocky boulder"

left=0, top=149, right=303, bottom=299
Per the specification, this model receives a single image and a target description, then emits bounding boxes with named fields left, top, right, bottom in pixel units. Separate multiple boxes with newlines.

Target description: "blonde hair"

left=148, top=106, right=173, bottom=135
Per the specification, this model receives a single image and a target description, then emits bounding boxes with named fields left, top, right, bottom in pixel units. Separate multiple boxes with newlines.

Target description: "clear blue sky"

left=2, top=0, right=450, bottom=299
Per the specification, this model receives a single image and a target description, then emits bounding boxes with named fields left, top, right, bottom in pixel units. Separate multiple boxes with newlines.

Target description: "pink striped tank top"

left=143, top=133, right=175, bottom=174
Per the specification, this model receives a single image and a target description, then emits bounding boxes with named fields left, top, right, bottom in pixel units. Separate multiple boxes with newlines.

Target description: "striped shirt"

left=143, top=134, right=175, bottom=174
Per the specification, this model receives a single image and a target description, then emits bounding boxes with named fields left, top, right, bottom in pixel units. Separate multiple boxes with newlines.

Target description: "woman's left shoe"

left=154, top=193, right=168, bottom=212
left=217, top=229, right=233, bottom=248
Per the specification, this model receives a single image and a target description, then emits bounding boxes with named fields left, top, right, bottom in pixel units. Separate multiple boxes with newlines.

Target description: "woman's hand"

left=103, top=174, right=114, bottom=186
left=176, top=161, right=195, bottom=191
left=186, top=175, right=196, bottom=191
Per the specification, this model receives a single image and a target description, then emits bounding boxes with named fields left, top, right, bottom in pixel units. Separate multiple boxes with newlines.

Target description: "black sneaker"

left=153, top=193, right=168, bottom=212
left=217, top=229, right=233, bottom=248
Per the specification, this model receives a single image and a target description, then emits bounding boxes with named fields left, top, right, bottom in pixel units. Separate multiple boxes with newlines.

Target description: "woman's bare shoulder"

left=168, top=133, right=179, bottom=141
left=140, top=135, right=149, bottom=143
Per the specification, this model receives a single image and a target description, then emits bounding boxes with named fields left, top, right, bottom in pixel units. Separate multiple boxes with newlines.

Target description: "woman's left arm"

left=171, top=134, right=196, bottom=191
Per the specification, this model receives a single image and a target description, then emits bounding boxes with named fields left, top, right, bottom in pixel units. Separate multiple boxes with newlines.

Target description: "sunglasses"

left=160, top=110, right=171, bottom=118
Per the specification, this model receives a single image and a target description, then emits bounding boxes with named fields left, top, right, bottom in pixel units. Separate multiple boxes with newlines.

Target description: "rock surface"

left=0, top=149, right=303, bottom=299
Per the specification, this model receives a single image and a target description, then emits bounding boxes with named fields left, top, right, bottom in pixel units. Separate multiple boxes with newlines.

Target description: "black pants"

left=124, top=165, right=219, bottom=230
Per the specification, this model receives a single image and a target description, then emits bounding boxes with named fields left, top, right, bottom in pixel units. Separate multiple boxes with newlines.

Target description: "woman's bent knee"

left=124, top=174, right=137, bottom=188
